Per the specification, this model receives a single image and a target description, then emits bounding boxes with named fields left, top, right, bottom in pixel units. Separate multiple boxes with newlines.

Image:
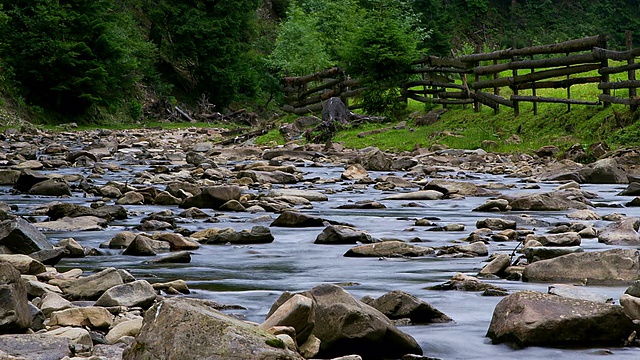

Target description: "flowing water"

left=3, top=160, right=640, bottom=359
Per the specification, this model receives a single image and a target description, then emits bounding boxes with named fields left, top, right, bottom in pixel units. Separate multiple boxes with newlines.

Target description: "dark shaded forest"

left=0, top=0, right=638, bottom=124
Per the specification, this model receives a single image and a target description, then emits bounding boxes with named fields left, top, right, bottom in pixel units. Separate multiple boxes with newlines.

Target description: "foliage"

left=341, top=0, right=421, bottom=117
left=0, top=0, right=155, bottom=117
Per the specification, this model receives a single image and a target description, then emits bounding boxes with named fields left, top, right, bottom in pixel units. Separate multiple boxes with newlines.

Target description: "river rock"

left=146, top=251, right=191, bottom=264
left=151, top=279, right=190, bottom=294
left=478, top=253, right=511, bottom=277
left=355, top=148, right=392, bottom=171
left=48, top=306, right=113, bottom=329
left=0, top=263, right=31, bottom=334
left=106, top=318, right=143, bottom=345
left=54, top=267, right=124, bottom=300
left=203, top=226, right=275, bottom=244
left=47, top=326, right=93, bottom=352
left=271, top=210, right=326, bottom=227
left=342, top=164, right=369, bottom=181
left=27, top=178, right=72, bottom=197
left=598, top=217, right=640, bottom=245
left=104, top=231, right=136, bottom=249
left=476, top=218, right=516, bottom=230
left=0, top=254, right=46, bottom=275
left=315, top=225, right=373, bottom=245
left=525, top=232, right=581, bottom=246
left=122, top=235, right=157, bottom=256
left=46, top=203, right=127, bottom=221
left=272, top=283, right=422, bottom=359
left=56, top=238, right=85, bottom=257
left=153, top=233, right=199, bottom=250
left=36, top=216, right=107, bottom=232
left=260, top=294, right=315, bottom=345
left=0, top=217, right=53, bottom=255
left=116, top=191, right=145, bottom=205
left=580, top=158, right=629, bottom=184
left=473, top=198, right=511, bottom=212
left=14, top=169, right=49, bottom=192
left=0, top=169, right=20, bottom=185
left=424, top=179, right=497, bottom=197
left=238, top=170, right=298, bottom=184
left=179, top=185, right=242, bottom=209
left=523, top=248, right=640, bottom=285
left=38, top=292, right=73, bottom=317
left=618, top=182, right=640, bottom=196
left=382, top=190, right=444, bottom=201
left=566, top=209, right=601, bottom=220
left=0, top=334, right=73, bottom=359
left=95, top=280, right=156, bottom=308
left=267, top=189, right=328, bottom=201
left=524, top=245, right=584, bottom=263
left=29, top=247, right=66, bottom=266
left=363, top=290, right=452, bottom=324
left=486, top=290, right=634, bottom=347
left=344, top=241, right=433, bottom=257
left=426, top=273, right=508, bottom=293
left=499, top=191, right=592, bottom=211
left=451, top=241, right=488, bottom=256
left=123, top=297, right=304, bottom=360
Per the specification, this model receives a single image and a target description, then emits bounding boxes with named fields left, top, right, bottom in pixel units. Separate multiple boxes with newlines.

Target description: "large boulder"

left=179, top=185, right=242, bottom=209
left=424, top=179, right=497, bottom=197
left=270, top=210, right=327, bottom=227
left=95, top=280, right=157, bottom=308
left=260, top=294, right=315, bottom=345
left=237, top=170, right=298, bottom=184
left=35, top=216, right=107, bottom=232
left=499, top=191, right=592, bottom=211
left=0, top=254, right=46, bottom=275
left=201, top=226, right=275, bottom=244
left=0, top=263, right=31, bottom=334
left=0, top=169, right=20, bottom=185
left=266, top=189, right=328, bottom=202
left=314, top=225, right=373, bottom=245
left=46, top=203, right=128, bottom=221
left=13, top=169, right=49, bottom=192
left=598, top=217, right=640, bottom=246
left=123, top=297, right=304, bottom=360
left=580, top=158, right=629, bottom=184
left=525, top=232, right=581, bottom=247
left=486, top=290, right=634, bottom=347
left=269, top=284, right=422, bottom=359
left=48, top=306, right=113, bottom=329
left=363, top=290, right=452, bottom=324
left=27, top=178, right=72, bottom=197
left=522, top=249, right=640, bottom=285
left=0, top=218, right=53, bottom=255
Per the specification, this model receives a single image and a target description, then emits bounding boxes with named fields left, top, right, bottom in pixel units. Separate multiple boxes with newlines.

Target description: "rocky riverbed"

left=3, top=125, right=640, bottom=359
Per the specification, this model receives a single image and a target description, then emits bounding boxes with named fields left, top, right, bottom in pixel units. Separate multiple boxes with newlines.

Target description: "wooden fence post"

left=531, top=64, right=537, bottom=115
left=627, top=31, right=638, bottom=112
left=474, top=44, right=482, bottom=113
left=566, top=52, right=571, bottom=113
left=493, top=59, right=500, bottom=114
left=512, top=37, right=520, bottom=116
left=601, top=37, right=611, bottom=108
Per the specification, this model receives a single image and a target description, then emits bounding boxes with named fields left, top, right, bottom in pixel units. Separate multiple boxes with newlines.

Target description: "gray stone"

left=476, top=218, right=517, bottom=230
left=0, top=334, right=72, bottom=360
left=598, top=217, right=640, bottom=246
left=548, top=284, right=613, bottom=303
left=54, top=267, right=124, bottom=300
left=344, top=241, right=433, bottom=257
left=486, top=290, right=634, bottom=347
left=95, top=280, right=157, bottom=309
left=383, top=190, right=444, bottom=201
left=364, top=290, right=452, bottom=324
left=315, top=225, right=373, bottom=245
left=580, top=158, right=629, bottom=184
left=27, top=179, right=72, bottom=197
left=0, top=218, right=53, bottom=255
left=123, top=297, right=304, bottom=360
left=524, top=245, right=584, bottom=263
left=179, top=185, right=242, bottom=209
left=0, top=254, right=46, bottom=275
left=123, top=235, right=157, bottom=256
left=0, top=263, right=31, bottom=334
left=478, top=253, right=511, bottom=276
left=204, top=226, right=274, bottom=245
left=267, top=189, right=328, bottom=201
left=526, top=232, right=581, bottom=247
left=36, top=216, right=107, bottom=232
left=260, top=294, right=315, bottom=345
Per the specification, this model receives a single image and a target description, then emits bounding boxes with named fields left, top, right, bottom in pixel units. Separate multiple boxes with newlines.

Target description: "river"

left=3, top=157, right=640, bottom=359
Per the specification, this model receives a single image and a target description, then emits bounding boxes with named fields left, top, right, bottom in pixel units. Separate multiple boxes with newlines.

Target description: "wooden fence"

left=281, top=33, right=640, bottom=116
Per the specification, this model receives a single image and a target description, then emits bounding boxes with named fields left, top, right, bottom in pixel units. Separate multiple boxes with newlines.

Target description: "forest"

left=0, top=0, right=639, bottom=124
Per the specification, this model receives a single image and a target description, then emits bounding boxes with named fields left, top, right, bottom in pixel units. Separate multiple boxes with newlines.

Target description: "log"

left=404, top=80, right=467, bottom=90
left=296, top=78, right=343, bottom=100
left=458, top=35, right=605, bottom=63
left=405, top=92, right=473, bottom=105
left=281, top=67, right=343, bottom=87
left=473, top=91, right=514, bottom=108
left=599, top=94, right=640, bottom=105
left=599, top=62, right=640, bottom=75
left=593, top=47, right=640, bottom=61
left=513, top=76, right=600, bottom=90
left=510, top=95, right=600, bottom=105
left=473, top=53, right=597, bottom=75
left=410, top=66, right=472, bottom=74
left=175, top=106, right=194, bottom=122
left=598, top=80, right=640, bottom=90
left=436, top=91, right=471, bottom=99
left=472, top=64, right=601, bottom=90
left=412, top=56, right=472, bottom=69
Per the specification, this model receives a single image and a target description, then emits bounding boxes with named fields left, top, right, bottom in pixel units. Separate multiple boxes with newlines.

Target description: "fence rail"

left=281, top=32, right=640, bottom=116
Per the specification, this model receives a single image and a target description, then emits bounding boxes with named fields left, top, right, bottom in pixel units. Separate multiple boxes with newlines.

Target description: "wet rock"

left=486, top=290, right=634, bottom=347
left=618, top=182, right=640, bottom=196
left=270, top=284, right=422, bottom=359
left=0, top=169, right=20, bottom=185
left=46, top=203, right=127, bottom=221
left=499, top=191, right=593, bottom=211
left=383, top=190, right=444, bottom=201
left=271, top=210, right=327, bottom=227
left=124, top=297, right=304, bottom=360
left=53, top=267, right=124, bottom=300
left=619, top=293, right=640, bottom=320
left=580, top=158, right=629, bottom=184
left=56, top=238, right=85, bottom=257
left=473, top=199, right=511, bottom=212
left=219, top=199, right=246, bottom=211
left=151, top=279, right=190, bottom=294
left=103, top=231, right=136, bottom=249
left=424, top=179, right=497, bottom=197
left=525, top=232, right=581, bottom=247
left=0, top=263, right=31, bottom=334
left=548, top=284, right=613, bottom=303
left=95, top=280, right=157, bottom=308
left=36, top=216, right=107, bottom=232
left=48, top=306, right=113, bottom=329
left=363, top=290, right=452, bottom=324
left=344, top=241, right=433, bottom=257
left=153, top=191, right=182, bottom=205
left=315, top=225, right=373, bottom=245
left=123, top=235, right=158, bottom=256
left=14, top=169, right=49, bottom=192
left=426, top=273, right=508, bottom=293
left=523, top=248, right=640, bottom=285
left=146, top=251, right=192, bottom=264
left=28, top=247, right=66, bottom=266
left=178, top=207, right=209, bottom=219
left=267, top=189, right=328, bottom=201
left=116, top=191, right=145, bottom=205
left=38, top=292, right=73, bottom=317
left=598, top=217, right=640, bottom=246
left=0, top=254, right=46, bottom=275
left=478, top=253, right=511, bottom=277
left=238, top=170, right=298, bottom=184
left=476, top=218, right=516, bottom=230
left=260, top=294, right=315, bottom=345
left=450, top=241, right=488, bottom=257
left=203, top=226, right=275, bottom=244
left=180, top=185, right=242, bottom=209
left=153, top=232, right=199, bottom=251
left=27, top=178, right=72, bottom=197
left=342, top=164, right=370, bottom=181
left=136, top=219, right=173, bottom=232
left=524, top=246, right=583, bottom=263
left=0, top=334, right=73, bottom=359
left=566, top=209, right=601, bottom=220
left=0, top=217, right=53, bottom=255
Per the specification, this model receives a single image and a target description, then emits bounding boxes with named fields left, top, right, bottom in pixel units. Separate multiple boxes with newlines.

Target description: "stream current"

left=3, top=159, right=640, bottom=359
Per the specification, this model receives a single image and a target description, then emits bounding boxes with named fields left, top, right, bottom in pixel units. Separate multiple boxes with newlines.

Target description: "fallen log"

left=510, top=95, right=600, bottom=105
left=473, top=91, right=514, bottom=108
left=593, top=47, right=640, bottom=61
left=599, top=94, right=640, bottom=105
left=513, top=76, right=600, bottom=90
